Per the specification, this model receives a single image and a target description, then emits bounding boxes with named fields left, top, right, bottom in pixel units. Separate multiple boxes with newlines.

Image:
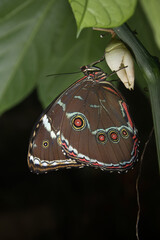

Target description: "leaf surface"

left=69, top=0, right=137, bottom=35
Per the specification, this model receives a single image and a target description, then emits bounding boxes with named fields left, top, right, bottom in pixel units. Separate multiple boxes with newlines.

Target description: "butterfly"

left=27, top=58, right=139, bottom=174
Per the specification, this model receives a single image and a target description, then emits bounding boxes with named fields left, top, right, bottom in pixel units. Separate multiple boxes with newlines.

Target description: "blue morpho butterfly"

left=27, top=57, right=139, bottom=174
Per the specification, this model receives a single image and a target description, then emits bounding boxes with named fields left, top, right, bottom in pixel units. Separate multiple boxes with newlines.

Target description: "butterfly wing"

left=28, top=74, right=138, bottom=173
left=58, top=80, right=138, bottom=172
left=27, top=80, right=86, bottom=173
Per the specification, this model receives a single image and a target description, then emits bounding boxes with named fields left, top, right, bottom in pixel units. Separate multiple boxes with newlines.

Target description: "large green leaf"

left=68, top=0, right=137, bottom=35
left=0, top=0, right=56, bottom=115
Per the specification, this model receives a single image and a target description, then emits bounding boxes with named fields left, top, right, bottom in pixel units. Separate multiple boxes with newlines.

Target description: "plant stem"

left=114, top=23, right=160, bottom=168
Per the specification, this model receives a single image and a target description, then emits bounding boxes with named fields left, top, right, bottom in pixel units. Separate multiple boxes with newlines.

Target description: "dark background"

left=0, top=81, right=159, bottom=240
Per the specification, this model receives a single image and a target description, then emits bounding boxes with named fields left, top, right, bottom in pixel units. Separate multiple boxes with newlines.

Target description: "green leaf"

left=0, top=0, right=56, bottom=115
left=140, top=0, right=160, bottom=49
left=68, top=0, right=137, bottom=35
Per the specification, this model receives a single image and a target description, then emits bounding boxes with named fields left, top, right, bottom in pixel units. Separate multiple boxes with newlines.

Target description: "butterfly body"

left=28, top=62, right=138, bottom=173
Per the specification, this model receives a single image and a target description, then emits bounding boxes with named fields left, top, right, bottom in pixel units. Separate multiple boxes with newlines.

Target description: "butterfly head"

left=80, top=65, right=106, bottom=81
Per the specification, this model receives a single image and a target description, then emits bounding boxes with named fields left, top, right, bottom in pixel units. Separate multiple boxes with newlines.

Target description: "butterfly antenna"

left=90, top=56, right=105, bottom=67
left=106, top=65, right=128, bottom=78
left=47, top=71, right=81, bottom=77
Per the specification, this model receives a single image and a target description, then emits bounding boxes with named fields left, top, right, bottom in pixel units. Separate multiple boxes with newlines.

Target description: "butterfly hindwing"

left=58, top=80, right=138, bottom=172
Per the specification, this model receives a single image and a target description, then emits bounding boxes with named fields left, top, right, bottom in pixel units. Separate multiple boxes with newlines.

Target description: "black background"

left=0, top=83, right=159, bottom=240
